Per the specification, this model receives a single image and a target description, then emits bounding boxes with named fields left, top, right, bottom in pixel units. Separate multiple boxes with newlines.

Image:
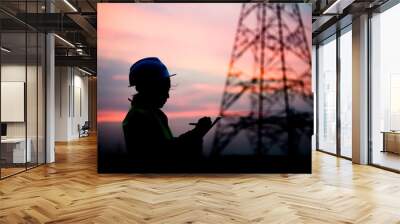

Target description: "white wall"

left=55, top=67, right=89, bottom=141
left=55, top=66, right=70, bottom=141
left=70, top=72, right=89, bottom=138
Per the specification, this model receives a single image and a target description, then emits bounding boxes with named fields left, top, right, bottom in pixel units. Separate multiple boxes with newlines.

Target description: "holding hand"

left=193, top=116, right=212, bottom=137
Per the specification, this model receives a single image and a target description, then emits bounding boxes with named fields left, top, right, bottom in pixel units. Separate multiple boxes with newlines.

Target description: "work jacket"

left=122, top=97, right=203, bottom=165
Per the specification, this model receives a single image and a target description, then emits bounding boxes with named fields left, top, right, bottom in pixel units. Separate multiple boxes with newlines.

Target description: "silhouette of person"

left=122, top=57, right=212, bottom=167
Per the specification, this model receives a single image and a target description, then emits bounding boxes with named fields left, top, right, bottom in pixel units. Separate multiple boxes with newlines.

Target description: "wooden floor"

left=1, top=167, right=26, bottom=178
left=1, top=135, right=400, bottom=223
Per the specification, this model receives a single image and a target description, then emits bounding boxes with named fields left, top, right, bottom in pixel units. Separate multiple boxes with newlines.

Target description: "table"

left=381, top=131, right=400, bottom=154
left=1, top=138, right=31, bottom=163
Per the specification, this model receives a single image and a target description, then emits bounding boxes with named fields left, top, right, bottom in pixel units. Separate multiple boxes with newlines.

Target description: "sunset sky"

left=97, top=3, right=312, bottom=131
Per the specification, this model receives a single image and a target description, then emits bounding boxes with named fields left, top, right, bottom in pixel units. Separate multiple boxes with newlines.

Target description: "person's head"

left=129, top=57, right=174, bottom=108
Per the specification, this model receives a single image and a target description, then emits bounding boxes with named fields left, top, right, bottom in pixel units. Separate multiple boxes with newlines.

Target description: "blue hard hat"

left=129, top=57, right=175, bottom=87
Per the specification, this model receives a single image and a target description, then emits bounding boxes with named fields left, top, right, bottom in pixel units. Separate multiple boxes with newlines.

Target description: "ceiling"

left=0, top=0, right=395, bottom=73
left=1, top=0, right=98, bottom=74
left=311, top=0, right=390, bottom=44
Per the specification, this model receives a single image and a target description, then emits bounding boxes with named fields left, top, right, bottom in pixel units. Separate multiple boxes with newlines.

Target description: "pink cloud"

left=111, top=74, right=128, bottom=81
left=98, top=4, right=239, bottom=77
left=191, top=83, right=223, bottom=93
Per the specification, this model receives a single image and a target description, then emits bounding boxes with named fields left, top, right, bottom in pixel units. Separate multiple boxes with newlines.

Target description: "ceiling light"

left=1, top=47, right=11, bottom=53
left=63, top=0, right=78, bottom=12
left=322, top=0, right=355, bottom=15
left=78, top=67, right=93, bottom=76
left=54, top=34, right=75, bottom=48
left=76, top=48, right=85, bottom=55
left=322, top=0, right=342, bottom=14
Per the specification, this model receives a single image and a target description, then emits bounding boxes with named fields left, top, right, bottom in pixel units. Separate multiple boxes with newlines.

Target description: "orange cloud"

left=98, top=108, right=253, bottom=123
left=98, top=110, right=126, bottom=123
left=98, top=108, right=221, bottom=123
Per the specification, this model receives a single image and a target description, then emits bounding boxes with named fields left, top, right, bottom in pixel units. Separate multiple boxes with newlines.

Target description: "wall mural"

left=98, top=3, right=313, bottom=173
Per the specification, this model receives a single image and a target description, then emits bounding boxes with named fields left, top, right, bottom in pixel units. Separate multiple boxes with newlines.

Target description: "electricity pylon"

left=211, top=3, right=312, bottom=157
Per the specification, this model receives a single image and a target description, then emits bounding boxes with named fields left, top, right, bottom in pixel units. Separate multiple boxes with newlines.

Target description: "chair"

left=78, top=121, right=90, bottom=138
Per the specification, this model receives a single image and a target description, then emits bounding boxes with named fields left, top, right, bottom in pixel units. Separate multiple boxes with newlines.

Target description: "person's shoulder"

left=126, top=107, right=155, bottom=122
left=156, top=109, right=168, bottom=119
left=123, top=107, right=143, bottom=123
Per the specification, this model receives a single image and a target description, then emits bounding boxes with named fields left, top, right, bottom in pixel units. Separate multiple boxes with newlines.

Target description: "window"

left=0, top=1, right=46, bottom=179
left=370, top=3, right=400, bottom=171
left=317, top=35, right=337, bottom=154
left=339, top=26, right=352, bottom=158
left=312, top=45, right=317, bottom=150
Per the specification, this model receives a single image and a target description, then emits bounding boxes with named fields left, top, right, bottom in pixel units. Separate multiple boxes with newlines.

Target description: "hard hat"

left=129, top=57, right=175, bottom=87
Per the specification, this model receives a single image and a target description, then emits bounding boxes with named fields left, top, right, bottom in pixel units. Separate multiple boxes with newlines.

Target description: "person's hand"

left=194, top=116, right=212, bottom=137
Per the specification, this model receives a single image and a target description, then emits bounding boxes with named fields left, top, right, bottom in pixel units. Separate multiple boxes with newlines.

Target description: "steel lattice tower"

left=211, top=3, right=312, bottom=157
